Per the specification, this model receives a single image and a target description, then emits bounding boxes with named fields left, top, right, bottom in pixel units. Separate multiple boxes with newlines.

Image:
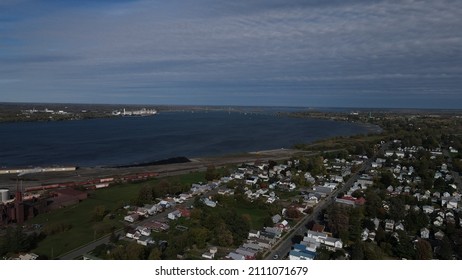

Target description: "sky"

left=1, top=0, right=462, bottom=108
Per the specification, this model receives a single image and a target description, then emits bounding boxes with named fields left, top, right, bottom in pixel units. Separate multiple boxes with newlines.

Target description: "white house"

left=124, top=213, right=139, bottom=223
left=147, top=204, right=161, bottom=215
left=395, top=222, right=405, bottom=231
left=203, top=198, right=217, bottom=208
left=324, top=237, right=343, bottom=250
left=227, top=252, right=245, bottom=260
left=384, top=219, right=395, bottom=232
left=447, top=198, right=458, bottom=209
left=420, top=228, right=430, bottom=239
left=422, top=205, right=434, bottom=214
left=361, top=228, right=370, bottom=241
left=137, top=236, right=154, bottom=246
left=168, top=210, right=181, bottom=220
left=248, top=230, right=260, bottom=239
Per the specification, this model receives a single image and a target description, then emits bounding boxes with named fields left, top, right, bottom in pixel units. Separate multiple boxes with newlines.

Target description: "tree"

left=190, top=208, right=202, bottom=220
left=286, top=207, right=301, bottom=219
left=126, top=242, right=146, bottom=260
left=190, top=227, right=210, bottom=249
left=109, top=230, right=119, bottom=244
left=415, top=239, right=433, bottom=260
left=148, top=247, right=162, bottom=260
left=136, top=186, right=152, bottom=205
left=216, top=223, right=234, bottom=247
left=308, top=156, right=326, bottom=176
left=388, top=196, right=406, bottom=221
left=438, top=237, right=453, bottom=260
left=364, top=189, right=382, bottom=218
left=263, top=215, right=274, bottom=227
left=92, top=205, right=107, bottom=222
left=328, top=204, right=350, bottom=242
left=349, top=207, right=363, bottom=242
left=351, top=242, right=364, bottom=260
left=205, top=165, right=218, bottom=181
left=393, top=231, right=415, bottom=260
left=109, top=246, right=127, bottom=260
left=379, top=170, right=396, bottom=188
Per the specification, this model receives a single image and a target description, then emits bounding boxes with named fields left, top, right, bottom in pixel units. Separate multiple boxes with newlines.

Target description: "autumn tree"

left=205, top=165, right=219, bottom=181
left=415, top=239, right=433, bottom=260
left=148, top=248, right=162, bottom=260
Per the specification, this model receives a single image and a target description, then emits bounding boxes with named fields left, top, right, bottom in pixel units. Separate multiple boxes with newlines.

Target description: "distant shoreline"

left=1, top=102, right=461, bottom=124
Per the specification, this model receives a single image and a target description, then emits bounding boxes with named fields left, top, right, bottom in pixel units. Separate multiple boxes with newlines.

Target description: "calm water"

left=0, top=111, right=379, bottom=167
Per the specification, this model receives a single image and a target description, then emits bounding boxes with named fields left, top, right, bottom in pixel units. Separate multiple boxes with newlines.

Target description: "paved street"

left=264, top=142, right=387, bottom=260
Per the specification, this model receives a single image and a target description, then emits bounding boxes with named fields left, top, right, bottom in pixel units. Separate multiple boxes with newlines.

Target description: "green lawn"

left=29, top=183, right=144, bottom=258
left=28, top=171, right=206, bottom=258
left=233, top=207, right=269, bottom=229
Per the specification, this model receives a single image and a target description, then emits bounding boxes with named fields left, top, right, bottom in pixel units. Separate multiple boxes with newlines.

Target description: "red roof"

left=179, top=208, right=191, bottom=217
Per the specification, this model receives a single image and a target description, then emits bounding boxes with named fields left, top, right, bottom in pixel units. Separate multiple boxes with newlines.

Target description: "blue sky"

left=1, top=0, right=462, bottom=108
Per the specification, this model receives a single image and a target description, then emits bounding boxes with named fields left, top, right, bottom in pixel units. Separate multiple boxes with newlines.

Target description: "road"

left=58, top=187, right=219, bottom=260
left=264, top=142, right=387, bottom=260
left=264, top=171, right=363, bottom=260
left=55, top=145, right=385, bottom=260
left=0, top=149, right=313, bottom=191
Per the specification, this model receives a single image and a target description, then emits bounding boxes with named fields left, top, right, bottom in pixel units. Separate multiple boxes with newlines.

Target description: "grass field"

left=233, top=207, right=269, bottom=229
left=28, top=171, right=206, bottom=258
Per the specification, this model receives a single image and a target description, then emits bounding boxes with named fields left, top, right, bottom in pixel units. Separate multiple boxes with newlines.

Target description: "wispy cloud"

left=1, top=0, right=461, bottom=108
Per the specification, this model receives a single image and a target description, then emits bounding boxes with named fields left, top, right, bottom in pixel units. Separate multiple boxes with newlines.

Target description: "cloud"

left=1, top=0, right=462, bottom=107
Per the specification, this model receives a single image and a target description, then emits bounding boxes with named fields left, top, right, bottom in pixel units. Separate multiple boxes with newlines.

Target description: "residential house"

left=202, top=252, right=214, bottom=259
left=202, top=247, right=217, bottom=259
left=149, top=221, right=169, bottom=232
left=18, top=253, right=39, bottom=260
left=420, top=228, right=430, bottom=239
left=324, top=237, right=343, bottom=250
left=335, top=197, right=356, bottom=207
left=167, top=210, right=181, bottom=220
left=361, top=228, right=370, bottom=241
left=248, top=230, right=260, bottom=239
left=137, top=236, right=154, bottom=246
left=236, top=247, right=257, bottom=260
left=272, top=214, right=282, bottom=224
left=124, top=213, right=139, bottom=223
left=422, top=205, right=434, bottom=214
left=289, top=250, right=316, bottom=260
left=243, top=242, right=261, bottom=251
left=178, top=208, right=191, bottom=218
left=264, top=227, right=283, bottom=238
left=435, top=230, right=445, bottom=240
left=251, top=238, right=274, bottom=249
left=313, top=186, right=333, bottom=197
left=372, top=218, right=380, bottom=230
left=357, top=175, right=374, bottom=188
left=447, top=198, right=458, bottom=209
left=227, top=252, right=245, bottom=260
left=368, top=231, right=376, bottom=241
left=433, top=216, right=443, bottom=227
left=384, top=219, right=395, bottom=232
left=125, top=228, right=136, bottom=239
left=135, top=226, right=151, bottom=236
left=395, top=222, right=405, bottom=231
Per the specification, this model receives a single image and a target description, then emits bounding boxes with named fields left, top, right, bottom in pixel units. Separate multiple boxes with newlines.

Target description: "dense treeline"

left=0, top=227, right=45, bottom=259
